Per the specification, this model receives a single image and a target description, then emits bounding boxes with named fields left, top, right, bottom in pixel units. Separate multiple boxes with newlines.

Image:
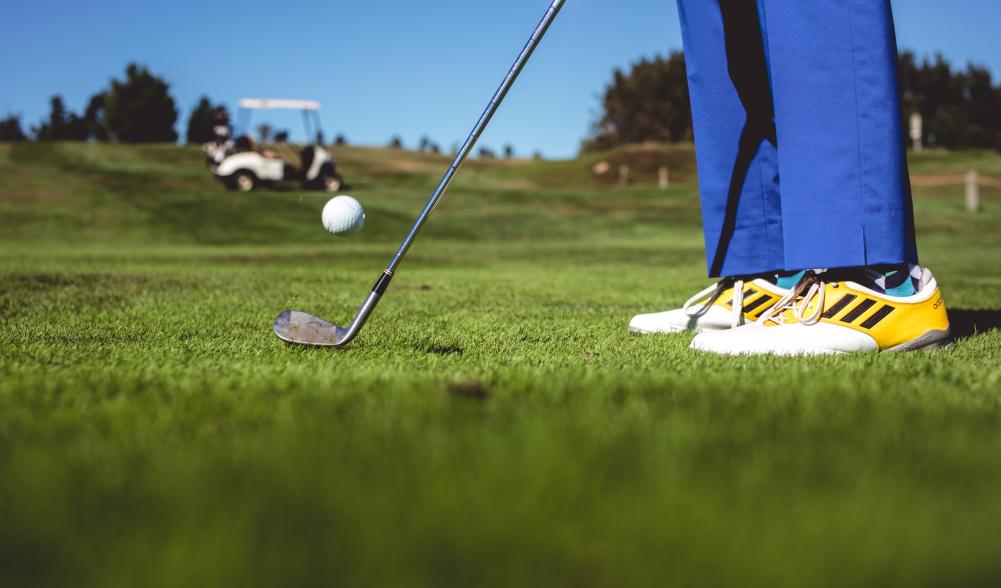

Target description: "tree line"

left=0, top=63, right=226, bottom=144
left=583, top=50, right=1001, bottom=153
left=9, top=52, right=993, bottom=154
left=0, top=62, right=506, bottom=155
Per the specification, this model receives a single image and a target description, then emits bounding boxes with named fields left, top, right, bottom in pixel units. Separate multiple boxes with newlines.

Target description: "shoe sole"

left=629, top=326, right=686, bottom=335
left=886, top=328, right=954, bottom=352
left=690, top=328, right=955, bottom=355
left=630, top=325, right=733, bottom=335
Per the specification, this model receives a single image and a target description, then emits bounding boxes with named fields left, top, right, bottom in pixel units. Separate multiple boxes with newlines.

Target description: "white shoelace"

left=682, top=278, right=745, bottom=328
left=756, top=271, right=825, bottom=326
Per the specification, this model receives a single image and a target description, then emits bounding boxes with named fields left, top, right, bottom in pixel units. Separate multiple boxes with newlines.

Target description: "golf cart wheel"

left=230, top=171, right=257, bottom=192
left=321, top=173, right=343, bottom=193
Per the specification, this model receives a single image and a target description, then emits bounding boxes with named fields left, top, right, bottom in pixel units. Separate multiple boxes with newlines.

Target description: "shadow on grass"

left=949, top=309, right=1001, bottom=340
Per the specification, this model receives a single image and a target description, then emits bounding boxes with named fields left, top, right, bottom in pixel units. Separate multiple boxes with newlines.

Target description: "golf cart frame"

left=205, top=99, right=344, bottom=192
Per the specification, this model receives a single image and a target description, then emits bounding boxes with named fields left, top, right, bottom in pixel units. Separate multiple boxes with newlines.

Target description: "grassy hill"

left=2, top=142, right=1001, bottom=587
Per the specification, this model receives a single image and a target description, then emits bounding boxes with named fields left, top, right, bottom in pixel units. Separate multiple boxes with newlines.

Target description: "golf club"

left=274, top=0, right=567, bottom=347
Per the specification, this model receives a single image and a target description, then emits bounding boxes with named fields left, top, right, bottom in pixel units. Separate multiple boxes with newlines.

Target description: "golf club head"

left=274, top=310, right=351, bottom=347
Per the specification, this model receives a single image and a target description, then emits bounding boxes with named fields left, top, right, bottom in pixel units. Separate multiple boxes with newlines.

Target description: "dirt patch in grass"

left=0, top=272, right=196, bottom=317
left=444, top=379, right=489, bottom=400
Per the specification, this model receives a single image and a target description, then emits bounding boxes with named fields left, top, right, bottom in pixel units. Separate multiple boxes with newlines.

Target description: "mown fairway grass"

left=2, top=142, right=1001, bottom=587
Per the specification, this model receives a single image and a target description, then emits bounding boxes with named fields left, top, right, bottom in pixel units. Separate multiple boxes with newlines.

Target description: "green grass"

left=2, top=142, right=1001, bottom=587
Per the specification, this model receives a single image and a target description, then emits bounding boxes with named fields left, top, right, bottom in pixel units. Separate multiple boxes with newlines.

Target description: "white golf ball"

left=321, top=195, right=365, bottom=236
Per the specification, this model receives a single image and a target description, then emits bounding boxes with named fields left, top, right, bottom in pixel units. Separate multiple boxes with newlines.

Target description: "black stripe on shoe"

left=841, top=299, right=877, bottom=324
left=822, top=294, right=858, bottom=319
left=742, top=295, right=772, bottom=314
left=859, top=305, right=896, bottom=329
left=725, top=289, right=757, bottom=308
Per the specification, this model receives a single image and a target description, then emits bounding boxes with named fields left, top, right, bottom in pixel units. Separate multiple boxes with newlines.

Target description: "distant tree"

left=479, top=147, right=496, bottom=159
left=103, top=63, right=178, bottom=143
left=532, top=151, right=544, bottom=161
left=0, top=114, right=27, bottom=142
left=334, top=134, right=348, bottom=146
left=83, top=92, right=108, bottom=142
left=34, top=94, right=105, bottom=142
left=503, top=144, right=515, bottom=159
left=418, top=135, right=432, bottom=152
left=273, top=130, right=290, bottom=143
left=583, top=52, right=691, bottom=153
left=186, top=96, right=223, bottom=144
left=33, top=95, right=69, bottom=141
left=63, top=112, right=91, bottom=140
left=257, top=123, right=272, bottom=143
left=429, top=143, right=441, bottom=154
left=389, top=135, right=404, bottom=149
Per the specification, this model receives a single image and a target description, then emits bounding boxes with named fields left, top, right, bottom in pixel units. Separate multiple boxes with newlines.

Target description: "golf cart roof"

left=238, top=99, right=320, bottom=111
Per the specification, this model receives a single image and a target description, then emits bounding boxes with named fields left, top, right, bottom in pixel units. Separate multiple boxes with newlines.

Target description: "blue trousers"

left=677, top=0, right=918, bottom=277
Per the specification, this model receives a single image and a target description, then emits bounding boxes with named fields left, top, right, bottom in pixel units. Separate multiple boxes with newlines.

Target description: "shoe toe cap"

left=690, top=325, right=763, bottom=355
left=629, top=310, right=688, bottom=334
left=631, top=306, right=737, bottom=334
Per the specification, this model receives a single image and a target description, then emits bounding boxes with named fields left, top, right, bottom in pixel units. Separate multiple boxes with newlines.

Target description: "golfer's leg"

left=676, top=0, right=783, bottom=278
left=762, top=0, right=918, bottom=269
left=630, top=0, right=786, bottom=335
left=691, top=0, right=949, bottom=355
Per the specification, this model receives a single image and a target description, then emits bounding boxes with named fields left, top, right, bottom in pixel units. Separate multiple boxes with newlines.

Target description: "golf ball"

left=321, top=195, right=365, bottom=236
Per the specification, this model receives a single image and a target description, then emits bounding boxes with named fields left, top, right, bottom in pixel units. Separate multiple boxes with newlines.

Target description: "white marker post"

left=658, top=166, right=670, bottom=191
left=619, top=164, right=630, bottom=188
left=910, top=113, right=923, bottom=152
left=965, top=170, right=980, bottom=213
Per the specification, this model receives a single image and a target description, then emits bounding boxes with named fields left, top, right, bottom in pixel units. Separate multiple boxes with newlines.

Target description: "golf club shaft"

left=390, top=0, right=565, bottom=276
left=340, top=0, right=567, bottom=342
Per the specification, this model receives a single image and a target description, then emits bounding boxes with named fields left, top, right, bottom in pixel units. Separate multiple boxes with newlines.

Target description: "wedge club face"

left=275, top=288, right=383, bottom=347
left=274, top=310, right=350, bottom=347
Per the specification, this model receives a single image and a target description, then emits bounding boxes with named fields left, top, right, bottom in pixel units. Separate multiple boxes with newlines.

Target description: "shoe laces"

left=756, top=270, right=826, bottom=326
left=682, top=277, right=745, bottom=328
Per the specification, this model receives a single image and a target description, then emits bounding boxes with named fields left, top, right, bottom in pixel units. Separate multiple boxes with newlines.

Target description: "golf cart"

left=204, top=99, right=344, bottom=192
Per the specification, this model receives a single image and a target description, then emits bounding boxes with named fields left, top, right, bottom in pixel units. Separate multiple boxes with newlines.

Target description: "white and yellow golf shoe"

left=629, top=277, right=789, bottom=334
left=690, top=268, right=952, bottom=355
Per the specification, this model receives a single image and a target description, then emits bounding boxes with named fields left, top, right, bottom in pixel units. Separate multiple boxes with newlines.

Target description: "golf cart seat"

left=300, top=145, right=317, bottom=173
left=233, top=135, right=254, bottom=152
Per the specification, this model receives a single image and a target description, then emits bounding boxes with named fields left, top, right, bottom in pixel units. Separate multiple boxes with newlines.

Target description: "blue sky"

left=2, top=0, right=999, bottom=158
